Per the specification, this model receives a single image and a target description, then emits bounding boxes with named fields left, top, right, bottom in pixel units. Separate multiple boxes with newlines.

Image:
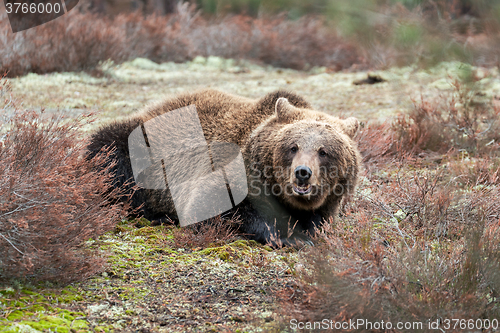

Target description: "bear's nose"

left=295, top=165, right=312, bottom=182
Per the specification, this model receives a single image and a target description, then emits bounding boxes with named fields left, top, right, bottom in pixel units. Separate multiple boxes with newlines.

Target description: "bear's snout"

left=292, top=165, right=314, bottom=195
left=295, top=165, right=312, bottom=182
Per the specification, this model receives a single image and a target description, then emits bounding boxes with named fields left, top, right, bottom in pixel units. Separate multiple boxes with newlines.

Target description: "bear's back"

left=137, top=89, right=312, bottom=147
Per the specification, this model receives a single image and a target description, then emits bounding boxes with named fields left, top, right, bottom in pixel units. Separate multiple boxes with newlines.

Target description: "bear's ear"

left=275, top=97, right=293, bottom=121
left=343, top=117, right=359, bottom=138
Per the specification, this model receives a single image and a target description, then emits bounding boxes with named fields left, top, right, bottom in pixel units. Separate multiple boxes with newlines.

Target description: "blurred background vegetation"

left=3, top=0, right=500, bottom=75
left=195, top=0, right=499, bottom=18
left=90, top=0, right=500, bottom=68
left=194, top=0, right=500, bottom=67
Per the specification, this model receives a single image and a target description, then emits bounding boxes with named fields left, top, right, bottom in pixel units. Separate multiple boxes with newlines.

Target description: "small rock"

left=353, top=74, right=387, bottom=85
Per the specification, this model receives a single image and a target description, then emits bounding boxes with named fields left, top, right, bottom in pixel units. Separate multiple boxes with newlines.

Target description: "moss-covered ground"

left=1, top=220, right=299, bottom=332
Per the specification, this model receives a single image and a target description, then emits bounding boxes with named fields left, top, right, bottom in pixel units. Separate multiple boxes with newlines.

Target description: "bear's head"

left=246, top=98, right=361, bottom=211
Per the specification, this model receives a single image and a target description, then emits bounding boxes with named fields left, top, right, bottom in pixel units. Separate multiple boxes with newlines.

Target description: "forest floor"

left=1, top=57, right=500, bottom=332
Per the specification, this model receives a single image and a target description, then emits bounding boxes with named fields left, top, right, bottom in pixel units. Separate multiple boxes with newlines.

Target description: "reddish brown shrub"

left=279, top=179, right=500, bottom=331
left=112, top=3, right=196, bottom=63
left=171, top=214, right=241, bottom=249
left=186, top=14, right=254, bottom=60
left=351, top=166, right=490, bottom=242
left=350, top=77, right=500, bottom=175
left=448, top=154, right=500, bottom=186
left=392, top=79, right=500, bottom=157
left=3, top=1, right=500, bottom=76
left=0, top=3, right=363, bottom=77
left=0, top=11, right=127, bottom=77
left=250, top=15, right=362, bottom=70
left=355, top=121, right=395, bottom=166
left=0, top=80, right=130, bottom=282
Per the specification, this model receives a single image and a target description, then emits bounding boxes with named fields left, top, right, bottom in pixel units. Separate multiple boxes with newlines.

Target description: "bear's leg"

left=241, top=195, right=314, bottom=248
left=317, top=194, right=343, bottom=227
left=295, top=210, right=324, bottom=237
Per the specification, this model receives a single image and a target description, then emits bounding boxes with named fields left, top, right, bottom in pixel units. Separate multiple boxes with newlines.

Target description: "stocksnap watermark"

left=3, top=0, right=79, bottom=32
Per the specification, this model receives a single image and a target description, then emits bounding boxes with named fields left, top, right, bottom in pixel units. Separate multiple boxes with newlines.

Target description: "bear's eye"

left=290, top=146, right=298, bottom=153
left=319, top=149, right=327, bottom=157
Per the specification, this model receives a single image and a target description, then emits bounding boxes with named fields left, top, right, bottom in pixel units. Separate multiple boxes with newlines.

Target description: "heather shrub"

left=0, top=11, right=127, bottom=77
left=249, top=15, right=361, bottom=70
left=354, top=122, right=395, bottom=167
left=0, top=78, right=130, bottom=282
left=280, top=177, right=500, bottom=331
left=112, top=3, right=196, bottom=63
left=392, top=78, right=500, bottom=156
left=171, top=214, right=241, bottom=249
left=447, top=155, right=500, bottom=186
left=189, top=0, right=500, bottom=69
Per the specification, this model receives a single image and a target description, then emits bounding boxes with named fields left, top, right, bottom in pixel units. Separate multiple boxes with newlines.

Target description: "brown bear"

left=87, top=89, right=361, bottom=246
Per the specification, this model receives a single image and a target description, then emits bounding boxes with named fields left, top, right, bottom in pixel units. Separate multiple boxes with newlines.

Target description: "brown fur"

left=87, top=89, right=361, bottom=246
left=242, top=98, right=361, bottom=245
left=135, top=89, right=312, bottom=147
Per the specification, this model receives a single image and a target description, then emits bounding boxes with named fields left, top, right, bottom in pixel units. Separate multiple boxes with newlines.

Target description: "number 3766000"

left=5, top=2, right=62, bottom=14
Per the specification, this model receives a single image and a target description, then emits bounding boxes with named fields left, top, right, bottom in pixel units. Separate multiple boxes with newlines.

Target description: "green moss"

left=133, top=238, right=145, bottom=244
left=133, top=226, right=159, bottom=236
left=57, top=310, right=75, bottom=321
left=0, top=323, right=41, bottom=332
left=218, top=251, right=230, bottom=261
left=199, top=246, right=226, bottom=257
left=118, top=287, right=150, bottom=301
left=231, top=239, right=262, bottom=248
left=0, top=287, right=16, bottom=297
left=145, top=247, right=178, bottom=256
left=63, top=293, right=83, bottom=302
left=94, top=325, right=112, bottom=332
left=196, top=239, right=279, bottom=264
left=263, top=245, right=273, bottom=252
left=20, top=313, right=86, bottom=332
left=71, top=319, right=90, bottom=330
left=113, top=224, right=129, bottom=234
left=29, top=305, right=45, bottom=312
left=134, top=217, right=152, bottom=228
left=9, top=301, right=26, bottom=308
left=0, top=284, right=91, bottom=332
left=7, top=311, right=32, bottom=321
